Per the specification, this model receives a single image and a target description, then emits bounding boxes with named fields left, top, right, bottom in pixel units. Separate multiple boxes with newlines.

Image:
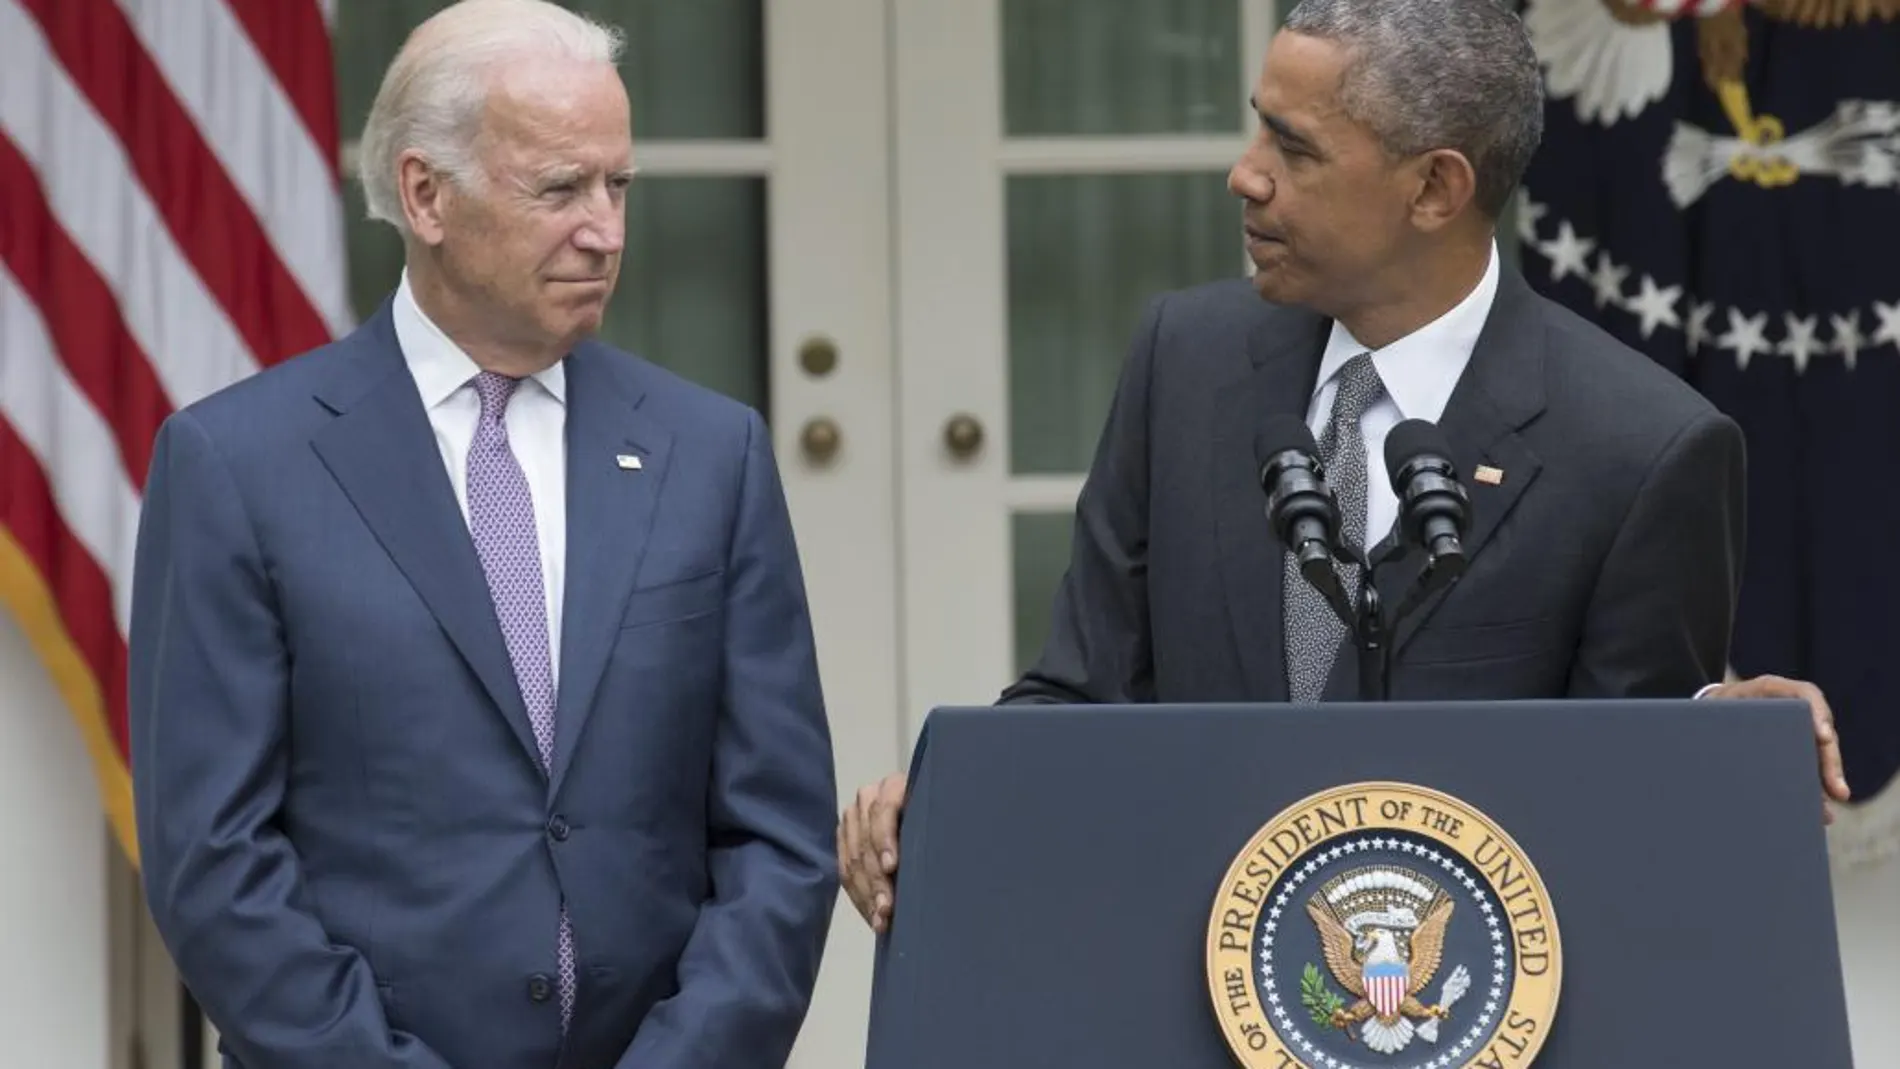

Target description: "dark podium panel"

left=864, top=701, right=1854, bottom=1068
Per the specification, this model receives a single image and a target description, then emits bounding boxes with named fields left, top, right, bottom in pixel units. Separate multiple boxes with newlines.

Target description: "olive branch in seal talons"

left=1300, top=963, right=1347, bottom=1027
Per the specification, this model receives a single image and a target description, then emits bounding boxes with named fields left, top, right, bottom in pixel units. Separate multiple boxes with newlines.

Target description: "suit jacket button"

left=548, top=816, right=570, bottom=842
left=528, top=974, right=552, bottom=1002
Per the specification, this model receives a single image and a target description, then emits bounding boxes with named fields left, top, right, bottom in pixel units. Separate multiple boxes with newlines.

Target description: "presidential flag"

left=1515, top=0, right=1900, bottom=831
left=0, top=0, right=349, bottom=865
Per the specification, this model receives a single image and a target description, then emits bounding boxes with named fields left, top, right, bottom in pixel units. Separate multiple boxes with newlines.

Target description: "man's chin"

left=550, top=288, right=610, bottom=328
left=543, top=309, right=605, bottom=352
left=1250, top=269, right=1301, bottom=306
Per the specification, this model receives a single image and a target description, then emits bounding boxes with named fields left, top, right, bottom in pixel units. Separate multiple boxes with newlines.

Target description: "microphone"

left=1254, top=415, right=1348, bottom=611
left=1383, top=419, right=1471, bottom=576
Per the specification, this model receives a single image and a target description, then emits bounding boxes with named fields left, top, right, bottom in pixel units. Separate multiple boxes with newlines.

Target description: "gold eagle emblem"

left=1527, top=0, right=1900, bottom=195
left=1592, top=0, right=1900, bottom=179
left=1303, top=866, right=1466, bottom=1055
left=1690, top=0, right=1900, bottom=160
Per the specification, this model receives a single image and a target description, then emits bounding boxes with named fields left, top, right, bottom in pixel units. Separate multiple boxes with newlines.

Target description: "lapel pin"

left=1474, top=464, right=1504, bottom=486
left=616, top=454, right=643, bottom=471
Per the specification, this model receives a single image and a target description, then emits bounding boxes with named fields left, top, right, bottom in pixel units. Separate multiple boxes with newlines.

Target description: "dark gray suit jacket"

left=1001, top=266, right=1745, bottom=705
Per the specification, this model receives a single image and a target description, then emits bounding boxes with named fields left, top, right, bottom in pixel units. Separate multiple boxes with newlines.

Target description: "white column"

left=1831, top=787, right=1900, bottom=1065
left=0, top=610, right=111, bottom=1069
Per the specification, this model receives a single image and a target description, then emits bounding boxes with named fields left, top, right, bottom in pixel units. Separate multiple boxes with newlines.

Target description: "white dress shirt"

left=393, top=270, right=568, bottom=685
left=1305, top=242, right=1500, bottom=553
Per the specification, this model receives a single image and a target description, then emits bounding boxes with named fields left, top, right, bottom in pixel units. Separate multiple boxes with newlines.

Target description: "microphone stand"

left=1324, top=535, right=1467, bottom=703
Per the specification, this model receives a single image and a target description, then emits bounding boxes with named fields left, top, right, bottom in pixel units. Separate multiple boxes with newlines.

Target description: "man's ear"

left=1408, top=148, right=1478, bottom=232
left=398, top=151, right=451, bottom=246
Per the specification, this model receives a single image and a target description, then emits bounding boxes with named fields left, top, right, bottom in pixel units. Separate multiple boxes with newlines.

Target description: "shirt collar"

left=1313, top=240, right=1499, bottom=423
left=392, top=269, right=568, bottom=408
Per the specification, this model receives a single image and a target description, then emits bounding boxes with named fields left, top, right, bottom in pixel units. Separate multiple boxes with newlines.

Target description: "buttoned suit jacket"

left=129, top=298, right=838, bottom=1069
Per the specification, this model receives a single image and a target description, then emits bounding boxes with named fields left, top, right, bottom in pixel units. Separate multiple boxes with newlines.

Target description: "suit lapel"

left=548, top=345, right=673, bottom=795
left=1211, top=309, right=1330, bottom=703
left=1311, top=268, right=1550, bottom=699
left=308, top=309, right=545, bottom=771
left=1370, top=267, right=1549, bottom=664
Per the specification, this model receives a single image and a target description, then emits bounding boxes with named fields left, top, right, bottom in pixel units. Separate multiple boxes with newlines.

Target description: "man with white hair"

left=128, top=3, right=838, bottom=1067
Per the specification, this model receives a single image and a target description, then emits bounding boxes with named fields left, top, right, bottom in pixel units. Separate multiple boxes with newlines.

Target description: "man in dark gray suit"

left=838, top=0, right=1851, bottom=930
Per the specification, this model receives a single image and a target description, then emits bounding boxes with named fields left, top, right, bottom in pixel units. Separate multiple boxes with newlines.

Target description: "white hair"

left=356, top=0, right=626, bottom=233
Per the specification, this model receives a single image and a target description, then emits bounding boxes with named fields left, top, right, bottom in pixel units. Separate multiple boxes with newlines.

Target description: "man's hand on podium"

left=1701, top=674, right=1853, bottom=824
left=840, top=773, right=908, bottom=932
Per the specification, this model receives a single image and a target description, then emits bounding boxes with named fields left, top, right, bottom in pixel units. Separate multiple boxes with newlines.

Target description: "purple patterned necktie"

left=466, top=371, right=575, bottom=1033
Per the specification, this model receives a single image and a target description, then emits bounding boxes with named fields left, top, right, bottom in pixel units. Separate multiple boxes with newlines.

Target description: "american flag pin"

left=616, top=454, right=643, bottom=471
left=1474, top=465, right=1503, bottom=485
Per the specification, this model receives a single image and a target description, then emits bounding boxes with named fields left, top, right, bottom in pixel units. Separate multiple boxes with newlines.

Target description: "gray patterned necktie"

left=1283, top=353, right=1387, bottom=702
left=466, top=371, right=575, bottom=1033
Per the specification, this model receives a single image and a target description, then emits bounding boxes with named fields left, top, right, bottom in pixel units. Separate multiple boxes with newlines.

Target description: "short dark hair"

left=1281, top=0, right=1545, bottom=218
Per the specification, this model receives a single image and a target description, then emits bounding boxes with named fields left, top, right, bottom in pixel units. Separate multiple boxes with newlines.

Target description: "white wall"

left=0, top=610, right=110, bottom=1069
left=1830, top=788, right=1900, bottom=1066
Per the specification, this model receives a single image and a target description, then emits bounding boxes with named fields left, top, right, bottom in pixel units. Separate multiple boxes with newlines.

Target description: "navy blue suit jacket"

left=128, top=301, right=839, bottom=1069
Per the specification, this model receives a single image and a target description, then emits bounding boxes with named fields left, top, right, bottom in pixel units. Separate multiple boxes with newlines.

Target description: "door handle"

left=942, top=413, right=984, bottom=460
left=800, top=416, right=842, bottom=464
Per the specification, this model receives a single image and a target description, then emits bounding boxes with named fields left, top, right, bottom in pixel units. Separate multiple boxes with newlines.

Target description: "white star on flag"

left=1627, top=275, right=1682, bottom=338
left=1590, top=251, right=1629, bottom=309
left=1778, top=314, right=1823, bottom=373
left=1540, top=221, right=1595, bottom=282
left=1872, top=300, right=1900, bottom=353
left=1718, top=309, right=1772, bottom=369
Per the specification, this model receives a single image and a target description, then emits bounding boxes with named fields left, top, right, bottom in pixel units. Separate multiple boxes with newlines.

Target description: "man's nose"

left=1228, top=157, right=1274, bottom=204
left=574, top=206, right=624, bottom=254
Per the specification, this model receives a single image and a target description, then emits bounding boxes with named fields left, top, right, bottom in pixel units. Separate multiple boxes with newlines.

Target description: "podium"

left=864, top=700, right=1855, bottom=1067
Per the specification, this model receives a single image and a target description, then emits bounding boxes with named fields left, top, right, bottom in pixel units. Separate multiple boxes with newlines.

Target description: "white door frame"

left=767, top=2, right=902, bottom=1066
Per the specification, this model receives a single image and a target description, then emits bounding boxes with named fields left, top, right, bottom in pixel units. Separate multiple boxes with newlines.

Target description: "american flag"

left=0, top=0, right=349, bottom=866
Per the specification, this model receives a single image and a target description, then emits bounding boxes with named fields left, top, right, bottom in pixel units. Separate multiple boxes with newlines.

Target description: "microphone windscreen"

left=1255, top=414, right=1319, bottom=471
left=1384, top=418, right=1453, bottom=480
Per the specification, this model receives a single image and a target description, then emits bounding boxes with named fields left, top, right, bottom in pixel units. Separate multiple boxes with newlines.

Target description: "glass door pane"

left=1000, top=2, right=1272, bottom=675
left=1006, top=171, right=1239, bottom=475
left=1002, top=0, right=1241, bottom=134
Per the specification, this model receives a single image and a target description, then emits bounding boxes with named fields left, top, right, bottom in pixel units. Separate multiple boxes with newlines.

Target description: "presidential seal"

left=1205, top=783, right=1561, bottom=1069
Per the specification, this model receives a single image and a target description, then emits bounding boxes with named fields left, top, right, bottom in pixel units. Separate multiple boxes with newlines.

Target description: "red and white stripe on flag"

left=1366, top=969, right=1407, bottom=1019
left=0, top=0, right=349, bottom=866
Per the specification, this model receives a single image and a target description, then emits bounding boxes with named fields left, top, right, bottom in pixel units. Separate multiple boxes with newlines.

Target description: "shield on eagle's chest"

left=1363, top=961, right=1407, bottom=1019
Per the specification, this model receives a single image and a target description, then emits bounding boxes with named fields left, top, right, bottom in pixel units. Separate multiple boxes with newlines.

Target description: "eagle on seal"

left=1307, top=892, right=1456, bottom=1054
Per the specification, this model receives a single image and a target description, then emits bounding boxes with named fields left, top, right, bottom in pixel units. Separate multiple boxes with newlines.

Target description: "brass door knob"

left=800, top=416, right=841, bottom=464
left=942, top=413, right=984, bottom=459
left=798, top=336, right=838, bottom=377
